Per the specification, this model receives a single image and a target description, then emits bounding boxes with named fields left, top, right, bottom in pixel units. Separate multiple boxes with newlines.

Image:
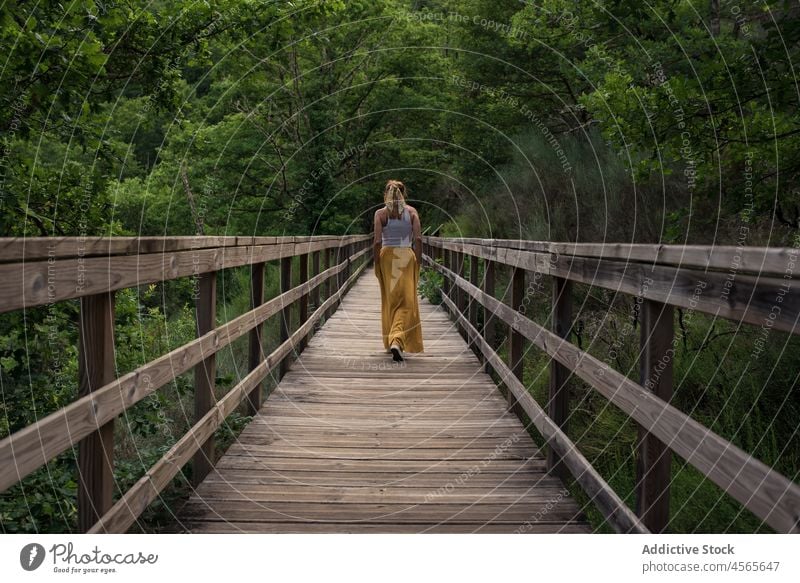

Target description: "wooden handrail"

left=0, top=235, right=364, bottom=262
left=0, top=234, right=372, bottom=533
left=427, top=237, right=797, bottom=276
left=424, top=237, right=799, bottom=334
left=422, top=237, right=800, bottom=534
left=0, top=235, right=370, bottom=313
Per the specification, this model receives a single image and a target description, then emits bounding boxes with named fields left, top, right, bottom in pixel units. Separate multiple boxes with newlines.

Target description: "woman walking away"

left=373, top=180, right=424, bottom=361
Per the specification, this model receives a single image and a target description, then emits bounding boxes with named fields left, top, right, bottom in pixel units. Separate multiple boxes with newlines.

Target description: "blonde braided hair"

left=384, top=180, right=406, bottom=219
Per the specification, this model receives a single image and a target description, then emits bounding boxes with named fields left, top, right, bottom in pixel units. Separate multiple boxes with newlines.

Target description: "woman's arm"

left=373, top=209, right=383, bottom=276
left=410, top=207, right=422, bottom=267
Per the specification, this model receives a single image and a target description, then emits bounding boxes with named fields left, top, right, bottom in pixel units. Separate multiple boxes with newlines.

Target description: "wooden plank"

left=176, top=500, right=585, bottom=523
left=192, top=272, right=216, bottom=487
left=77, top=291, right=116, bottom=532
left=175, top=521, right=591, bottom=533
left=197, top=469, right=555, bottom=487
left=223, top=443, right=538, bottom=461
left=232, top=433, right=536, bottom=449
left=190, top=483, right=564, bottom=503
left=635, top=299, right=674, bottom=533
left=249, top=417, right=523, bottom=430
left=433, top=256, right=800, bottom=533
left=239, top=424, right=533, bottom=440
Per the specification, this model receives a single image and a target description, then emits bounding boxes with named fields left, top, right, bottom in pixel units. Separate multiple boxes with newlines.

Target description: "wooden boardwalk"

left=175, top=272, right=592, bottom=533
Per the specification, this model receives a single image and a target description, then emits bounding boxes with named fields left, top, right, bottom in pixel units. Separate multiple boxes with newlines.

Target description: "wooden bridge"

left=0, top=235, right=798, bottom=534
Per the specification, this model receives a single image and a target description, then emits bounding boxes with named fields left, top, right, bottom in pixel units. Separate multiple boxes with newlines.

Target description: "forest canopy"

left=2, top=0, right=799, bottom=245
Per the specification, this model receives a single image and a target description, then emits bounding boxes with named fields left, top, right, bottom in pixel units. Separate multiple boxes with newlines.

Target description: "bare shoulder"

left=406, top=205, right=420, bottom=218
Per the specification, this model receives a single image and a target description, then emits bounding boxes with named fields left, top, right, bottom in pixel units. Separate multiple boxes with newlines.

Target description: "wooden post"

left=192, top=272, right=216, bottom=487
left=311, top=250, right=321, bottom=309
left=333, top=243, right=342, bottom=309
left=344, top=242, right=351, bottom=285
left=548, top=277, right=572, bottom=481
left=451, top=249, right=461, bottom=336
left=245, top=262, right=265, bottom=417
left=508, top=266, right=524, bottom=417
left=325, top=247, right=335, bottom=320
left=469, top=254, right=479, bottom=356
left=450, top=248, right=456, bottom=301
left=279, top=256, right=292, bottom=379
left=77, top=291, right=116, bottom=532
left=349, top=241, right=355, bottom=279
left=442, top=247, right=451, bottom=299
left=298, top=253, right=309, bottom=352
left=635, top=299, right=674, bottom=533
left=455, top=251, right=466, bottom=321
left=483, top=259, right=496, bottom=375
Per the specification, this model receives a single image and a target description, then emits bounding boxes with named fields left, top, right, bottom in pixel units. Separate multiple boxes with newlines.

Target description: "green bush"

left=418, top=262, right=444, bottom=305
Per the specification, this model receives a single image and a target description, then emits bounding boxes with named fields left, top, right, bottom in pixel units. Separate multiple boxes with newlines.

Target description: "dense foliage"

left=1, top=0, right=798, bottom=533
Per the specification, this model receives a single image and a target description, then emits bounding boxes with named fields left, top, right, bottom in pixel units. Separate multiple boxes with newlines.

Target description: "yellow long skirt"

left=375, top=246, right=424, bottom=353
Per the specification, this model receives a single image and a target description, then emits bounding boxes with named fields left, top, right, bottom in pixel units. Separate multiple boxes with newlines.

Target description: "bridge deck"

left=175, top=272, right=592, bottom=533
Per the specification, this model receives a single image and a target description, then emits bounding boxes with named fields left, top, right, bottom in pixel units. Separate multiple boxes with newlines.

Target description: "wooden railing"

left=422, top=236, right=800, bottom=534
left=0, top=234, right=372, bottom=533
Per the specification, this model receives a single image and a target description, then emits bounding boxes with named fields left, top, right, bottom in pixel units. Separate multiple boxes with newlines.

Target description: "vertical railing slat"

left=325, top=246, right=335, bottom=320
left=636, top=299, right=674, bottom=533
left=469, top=254, right=480, bottom=357
left=483, top=258, right=496, bottom=376
left=443, top=247, right=452, bottom=300
left=77, top=291, right=116, bottom=532
left=508, top=266, right=524, bottom=417
left=192, top=271, right=216, bottom=487
left=298, top=252, right=309, bottom=352
left=548, top=277, right=572, bottom=481
left=456, top=250, right=466, bottom=323
left=311, top=250, right=321, bottom=309
left=245, top=262, right=265, bottom=416
left=279, top=256, right=292, bottom=379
